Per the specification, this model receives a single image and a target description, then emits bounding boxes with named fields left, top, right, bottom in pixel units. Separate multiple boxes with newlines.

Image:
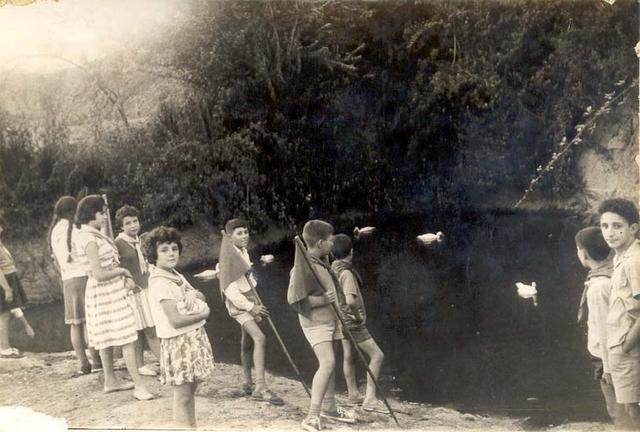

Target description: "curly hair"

left=142, top=226, right=183, bottom=265
left=598, top=198, right=639, bottom=225
left=115, top=205, right=140, bottom=230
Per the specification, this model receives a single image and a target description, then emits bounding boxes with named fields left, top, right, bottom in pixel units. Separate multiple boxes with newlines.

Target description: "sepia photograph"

left=0, top=0, right=639, bottom=430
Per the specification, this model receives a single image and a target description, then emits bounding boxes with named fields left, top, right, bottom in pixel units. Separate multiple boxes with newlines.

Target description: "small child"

left=575, top=227, right=627, bottom=426
left=0, top=218, right=30, bottom=358
left=288, top=220, right=356, bottom=431
left=114, top=205, right=160, bottom=377
left=598, top=198, right=640, bottom=427
left=219, top=218, right=283, bottom=405
left=331, top=234, right=386, bottom=413
left=145, top=226, right=214, bottom=429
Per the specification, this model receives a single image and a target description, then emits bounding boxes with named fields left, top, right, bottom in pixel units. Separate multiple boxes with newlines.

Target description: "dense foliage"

left=0, top=0, right=637, bottom=235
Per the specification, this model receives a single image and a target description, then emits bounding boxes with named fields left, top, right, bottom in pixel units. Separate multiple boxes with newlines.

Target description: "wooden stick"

left=294, top=236, right=401, bottom=427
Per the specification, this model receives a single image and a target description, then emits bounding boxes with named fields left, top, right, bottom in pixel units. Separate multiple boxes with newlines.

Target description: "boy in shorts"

left=221, top=218, right=283, bottom=405
left=575, top=226, right=627, bottom=425
left=332, top=234, right=387, bottom=413
left=288, top=220, right=356, bottom=431
left=599, top=198, right=640, bottom=427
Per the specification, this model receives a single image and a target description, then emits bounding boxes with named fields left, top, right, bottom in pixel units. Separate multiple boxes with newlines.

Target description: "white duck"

left=353, top=226, right=376, bottom=239
left=516, top=282, right=538, bottom=307
left=194, top=263, right=221, bottom=280
left=417, top=231, right=445, bottom=245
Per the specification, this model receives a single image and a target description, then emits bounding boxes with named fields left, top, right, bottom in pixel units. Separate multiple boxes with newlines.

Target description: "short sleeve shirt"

left=607, top=240, right=640, bottom=350
left=338, top=270, right=366, bottom=325
left=148, top=266, right=205, bottom=339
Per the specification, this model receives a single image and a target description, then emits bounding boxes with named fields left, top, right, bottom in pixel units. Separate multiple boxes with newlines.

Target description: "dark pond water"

left=12, top=209, right=608, bottom=428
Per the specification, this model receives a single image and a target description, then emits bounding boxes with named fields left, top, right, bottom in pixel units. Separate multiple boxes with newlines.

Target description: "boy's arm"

left=593, top=280, right=611, bottom=371
left=225, top=279, right=267, bottom=316
left=308, top=292, right=335, bottom=308
left=0, top=272, right=12, bottom=302
left=339, top=271, right=364, bottom=322
left=622, top=260, right=640, bottom=353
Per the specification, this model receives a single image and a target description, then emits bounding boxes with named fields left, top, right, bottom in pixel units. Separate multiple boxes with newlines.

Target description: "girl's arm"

left=0, top=272, right=13, bottom=303
left=160, top=298, right=209, bottom=328
left=86, top=242, right=131, bottom=282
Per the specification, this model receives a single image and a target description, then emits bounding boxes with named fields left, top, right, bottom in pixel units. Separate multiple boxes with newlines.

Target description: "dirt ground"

left=0, top=352, right=614, bottom=431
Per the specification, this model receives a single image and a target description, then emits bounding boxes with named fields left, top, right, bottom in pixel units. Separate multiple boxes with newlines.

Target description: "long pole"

left=244, top=274, right=312, bottom=397
left=294, top=236, right=401, bottom=427
left=101, top=194, right=115, bottom=239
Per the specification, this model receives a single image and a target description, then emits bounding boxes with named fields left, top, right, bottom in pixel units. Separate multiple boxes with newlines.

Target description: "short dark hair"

left=332, top=234, right=353, bottom=259
left=302, top=220, right=334, bottom=246
left=142, top=226, right=183, bottom=265
left=75, top=195, right=105, bottom=226
left=575, top=227, right=611, bottom=262
left=225, top=218, right=248, bottom=234
left=598, top=198, right=640, bottom=225
left=115, top=205, right=140, bottom=229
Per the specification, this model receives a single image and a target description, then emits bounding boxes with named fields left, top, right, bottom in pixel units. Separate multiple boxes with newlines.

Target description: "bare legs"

left=0, top=311, right=10, bottom=350
left=135, top=327, right=161, bottom=369
left=101, top=342, right=153, bottom=399
left=70, top=323, right=99, bottom=369
left=241, top=320, right=267, bottom=391
left=173, top=381, right=197, bottom=428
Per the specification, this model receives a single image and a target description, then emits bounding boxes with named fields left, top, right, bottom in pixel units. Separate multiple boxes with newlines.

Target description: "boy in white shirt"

left=221, top=218, right=283, bottom=405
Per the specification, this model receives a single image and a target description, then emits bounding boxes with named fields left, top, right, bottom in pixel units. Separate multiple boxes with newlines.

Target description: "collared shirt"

left=50, top=220, right=87, bottom=280
left=224, top=246, right=258, bottom=314
left=584, top=261, right=613, bottom=371
left=115, top=233, right=148, bottom=288
left=148, top=265, right=206, bottom=338
left=607, top=240, right=640, bottom=349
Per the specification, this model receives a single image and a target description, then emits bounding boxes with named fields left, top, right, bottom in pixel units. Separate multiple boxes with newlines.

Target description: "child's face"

left=600, top=212, right=639, bottom=252
left=229, top=227, right=249, bottom=249
left=315, top=235, right=335, bottom=257
left=122, top=216, right=140, bottom=237
left=92, top=208, right=107, bottom=228
left=156, top=241, right=180, bottom=269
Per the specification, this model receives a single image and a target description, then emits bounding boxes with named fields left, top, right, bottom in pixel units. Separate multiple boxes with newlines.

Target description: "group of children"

left=577, top=198, right=640, bottom=429
left=4, top=193, right=640, bottom=430
left=0, top=194, right=387, bottom=430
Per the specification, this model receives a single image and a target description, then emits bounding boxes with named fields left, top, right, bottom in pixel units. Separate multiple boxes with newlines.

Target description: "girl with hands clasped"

left=145, top=226, right=214, bottom=428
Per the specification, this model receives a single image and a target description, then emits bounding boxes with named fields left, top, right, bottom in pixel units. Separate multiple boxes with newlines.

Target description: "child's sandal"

left=252, top=389, right=284, bottom=406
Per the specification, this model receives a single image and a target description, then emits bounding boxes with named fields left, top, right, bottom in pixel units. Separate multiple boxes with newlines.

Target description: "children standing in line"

left=331, top=234, right=387, bottom=413
left=75, top=195, right=154, bottom=400
left=49, top=196, right=101, bottom=374
left=288, top=220, right=356, bottom=431
left=114, top=205, right=161, bottom=377
left=575, top=227, right=628, bottom=426
left=598, top=198, right=640, bottom=427
left=0, top=217, right=31, bottom=358
left=218, top=218, right=283, bottom=405
left=145, top=226, right=214, bottom=428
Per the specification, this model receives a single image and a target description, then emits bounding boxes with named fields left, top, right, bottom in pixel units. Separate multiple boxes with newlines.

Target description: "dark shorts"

left=0, top=272, right=27, bottom=313
left=344, top=323, right=372, bottom=344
